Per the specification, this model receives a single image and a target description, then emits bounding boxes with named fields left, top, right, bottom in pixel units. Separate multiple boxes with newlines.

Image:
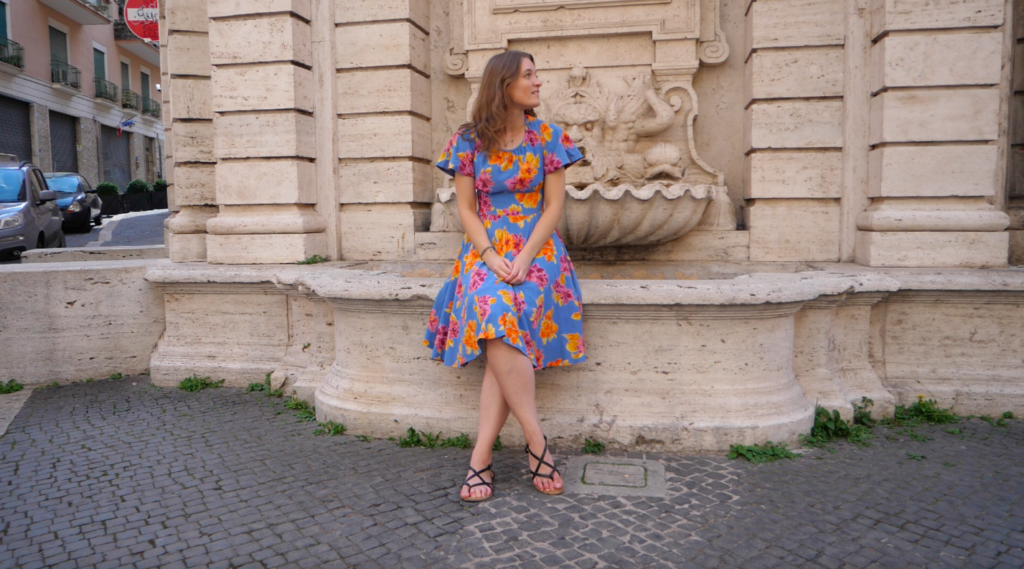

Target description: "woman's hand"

left=483, top=250, right=513, bottom=282
left=504, top=254, right=533, bottom=285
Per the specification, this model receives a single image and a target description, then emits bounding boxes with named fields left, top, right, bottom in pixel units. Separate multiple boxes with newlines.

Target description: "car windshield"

left=0, top=170, right=25, bottom=203
left=45, top=176, right=81, bottom=194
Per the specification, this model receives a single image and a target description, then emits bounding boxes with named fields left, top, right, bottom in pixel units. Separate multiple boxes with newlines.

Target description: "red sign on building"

left=124, top=0, right=159, bottom=43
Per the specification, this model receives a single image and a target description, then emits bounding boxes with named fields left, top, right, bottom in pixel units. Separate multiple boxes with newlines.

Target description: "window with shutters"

left=49, top=27, right=68, bottom=63
left=1, top=1, right=9, bottom=40
left=93, top=48, right=105, bottom=81
left=121, top=61, right=130, bottom=90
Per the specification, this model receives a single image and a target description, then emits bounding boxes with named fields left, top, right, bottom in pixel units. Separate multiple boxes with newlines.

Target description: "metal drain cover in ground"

left=564, top=456, right=667, bottom=497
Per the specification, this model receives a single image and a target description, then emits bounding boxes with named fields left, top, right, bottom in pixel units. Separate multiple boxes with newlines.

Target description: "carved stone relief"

left=435, top=0, right=735, bottom=247
left=434, top=66, right=736, bottom=246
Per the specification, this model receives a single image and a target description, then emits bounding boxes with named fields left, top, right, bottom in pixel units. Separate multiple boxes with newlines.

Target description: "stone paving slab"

left=563, top=456, right=667, bottom=498
left=0, top=386, right=33, bottom=437
left=1, top=377, right=1022, bottom=569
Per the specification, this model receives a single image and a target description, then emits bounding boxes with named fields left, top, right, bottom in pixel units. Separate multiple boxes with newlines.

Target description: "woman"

left=424, top=51, right=586, bottom=502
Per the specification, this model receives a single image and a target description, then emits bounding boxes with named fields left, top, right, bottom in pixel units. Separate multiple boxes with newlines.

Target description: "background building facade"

left=0, top=0, right=163, bottom=189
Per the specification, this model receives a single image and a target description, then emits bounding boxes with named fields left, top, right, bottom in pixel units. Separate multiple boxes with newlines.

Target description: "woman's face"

left=506, top=57, right=542, bottom=110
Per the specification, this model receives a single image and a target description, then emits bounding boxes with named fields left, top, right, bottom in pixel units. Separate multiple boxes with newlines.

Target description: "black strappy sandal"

left=460, top=463, right=495, bottom=502
left=525, top=436, right=563, bottom=496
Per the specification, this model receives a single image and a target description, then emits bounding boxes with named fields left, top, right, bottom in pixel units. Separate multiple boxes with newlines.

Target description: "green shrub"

left=152, top=179, right=168, bottom=192
left=728, top=441, right=799, bottom=464
left=0, top=379, right=24, bottom=394
left=126, top=179, right=150, bottom=195
left=95, top=182, right=120, bottom=196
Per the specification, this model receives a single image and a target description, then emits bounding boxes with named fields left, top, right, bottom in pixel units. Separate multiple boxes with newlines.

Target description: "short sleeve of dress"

left=542, top=122, right=584, bottom=175
left=436, top=131, right=477, bottom=178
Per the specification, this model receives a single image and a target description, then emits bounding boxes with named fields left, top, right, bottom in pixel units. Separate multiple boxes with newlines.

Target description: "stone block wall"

left=743, top=0, right=1013, bottom=267
left=204, top=0, right=327, bottom=264
left=855, top=0, right=1010, bottom=267
left=157, top=0, right=1016, bottom=267
left=1010, top=0, right=1024, bottom=264
left=163, top=0, right=217, bottom=262
left=336, top=1, right=433, bottom=261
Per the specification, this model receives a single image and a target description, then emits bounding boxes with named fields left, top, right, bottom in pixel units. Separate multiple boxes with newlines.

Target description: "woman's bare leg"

left=462, top=363, right=509, bottom=500
left=484, top=339, right=563, bottom=493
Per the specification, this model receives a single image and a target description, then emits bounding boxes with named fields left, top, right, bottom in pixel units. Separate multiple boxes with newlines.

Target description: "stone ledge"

left=21, top=246, right=170, bottom=263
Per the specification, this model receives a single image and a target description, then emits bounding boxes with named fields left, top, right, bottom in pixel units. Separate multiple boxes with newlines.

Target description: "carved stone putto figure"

left=548, top=67, right=680, bottom=186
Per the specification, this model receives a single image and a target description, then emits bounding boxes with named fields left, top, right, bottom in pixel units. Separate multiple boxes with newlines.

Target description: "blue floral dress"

left=425, top=117, right=587, bottom=369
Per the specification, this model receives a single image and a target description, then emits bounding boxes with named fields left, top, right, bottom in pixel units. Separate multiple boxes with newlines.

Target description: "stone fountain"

left=433, top=65, right=737, bottom=247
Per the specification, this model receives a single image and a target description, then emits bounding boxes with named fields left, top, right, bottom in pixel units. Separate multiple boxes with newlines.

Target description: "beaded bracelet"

left=479, top=245, right=495, bottom=258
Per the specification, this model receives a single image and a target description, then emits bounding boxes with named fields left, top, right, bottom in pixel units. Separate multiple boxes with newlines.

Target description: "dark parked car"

left=0, top=154, right=65, bottom=259
left=45, top=172, right=103, bottom=232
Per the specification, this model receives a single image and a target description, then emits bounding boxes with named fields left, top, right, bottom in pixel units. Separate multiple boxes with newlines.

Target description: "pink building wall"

left=7, top=0, right=159, bottom=99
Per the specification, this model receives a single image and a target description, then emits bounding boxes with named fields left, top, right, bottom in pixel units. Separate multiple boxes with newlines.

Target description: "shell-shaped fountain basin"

left=436, top=182, right=728, bottom=248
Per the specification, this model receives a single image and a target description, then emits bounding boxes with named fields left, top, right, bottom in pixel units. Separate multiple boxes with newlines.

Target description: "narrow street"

left=1, top=209, right=169, bottom=265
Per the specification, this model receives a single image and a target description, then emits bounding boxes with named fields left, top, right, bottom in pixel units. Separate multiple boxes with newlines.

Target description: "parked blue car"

left=0, top=154, right=65, bottom=259
left=45, top=172, right=103, bottom=233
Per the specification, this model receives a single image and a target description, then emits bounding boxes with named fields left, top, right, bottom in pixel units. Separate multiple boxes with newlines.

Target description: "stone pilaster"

left=336, top=0, right=432, bottom=260
left=1009, top=0, right=1024, bottom=264
left=164, top=0, right=217, bottom=262
left=855, top=0, right=1009, bottom=267
left=78, top=118, right=100, bottom=188
left=131, top=131, right=146, bottom=181
left=29, top=104, right=53, bottom=173
left=204, top=0, right=326, bottom=264
left=743, top=0, right=844, bottom=262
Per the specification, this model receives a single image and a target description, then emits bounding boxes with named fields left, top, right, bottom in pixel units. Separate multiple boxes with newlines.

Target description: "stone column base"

left=1011, top=230, right=1024, bottom=266
left=206, top=233, right=326, bottom=264
left=855, top=231, right=1009, bottom=268
left=167, top=233, right=208, bottom=262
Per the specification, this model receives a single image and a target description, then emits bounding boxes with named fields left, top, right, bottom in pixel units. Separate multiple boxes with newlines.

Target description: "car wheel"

left=78, top=219, right=92, bottom=233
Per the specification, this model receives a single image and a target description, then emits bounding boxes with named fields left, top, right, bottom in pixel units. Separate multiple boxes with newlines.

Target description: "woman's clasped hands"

left=482, top=249, right=532, bottom=285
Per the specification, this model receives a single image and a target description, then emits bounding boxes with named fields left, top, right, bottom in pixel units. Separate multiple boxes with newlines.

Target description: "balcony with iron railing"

left=51, top=59, right=81, bottom=91
left=0, top=36, right=25, bottom=71
left=122, top=88, right=141, bottom=110
left=37, top=0, right=112, bottom=25
left=141, top=96, right=161, bottom=119
left=95, top=77, right=118, bottom=103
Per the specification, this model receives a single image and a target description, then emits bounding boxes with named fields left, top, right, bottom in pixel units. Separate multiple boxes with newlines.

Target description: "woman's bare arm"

left=454, top=173, right=512, bottom=280
left=506, top=168, right=566, bottom=285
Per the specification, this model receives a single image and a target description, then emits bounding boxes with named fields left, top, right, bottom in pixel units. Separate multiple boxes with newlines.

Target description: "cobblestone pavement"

left=1, top=377, right=1022, bottom=569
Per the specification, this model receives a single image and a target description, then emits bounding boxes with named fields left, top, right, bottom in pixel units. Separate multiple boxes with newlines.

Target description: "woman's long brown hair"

left=459, top=50, right=538, bottom=153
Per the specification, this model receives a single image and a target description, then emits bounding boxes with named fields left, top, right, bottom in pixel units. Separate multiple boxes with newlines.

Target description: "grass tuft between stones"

left=178, top=375, right=225, bottom=392
left=0, top=379, right=24, bottom=394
